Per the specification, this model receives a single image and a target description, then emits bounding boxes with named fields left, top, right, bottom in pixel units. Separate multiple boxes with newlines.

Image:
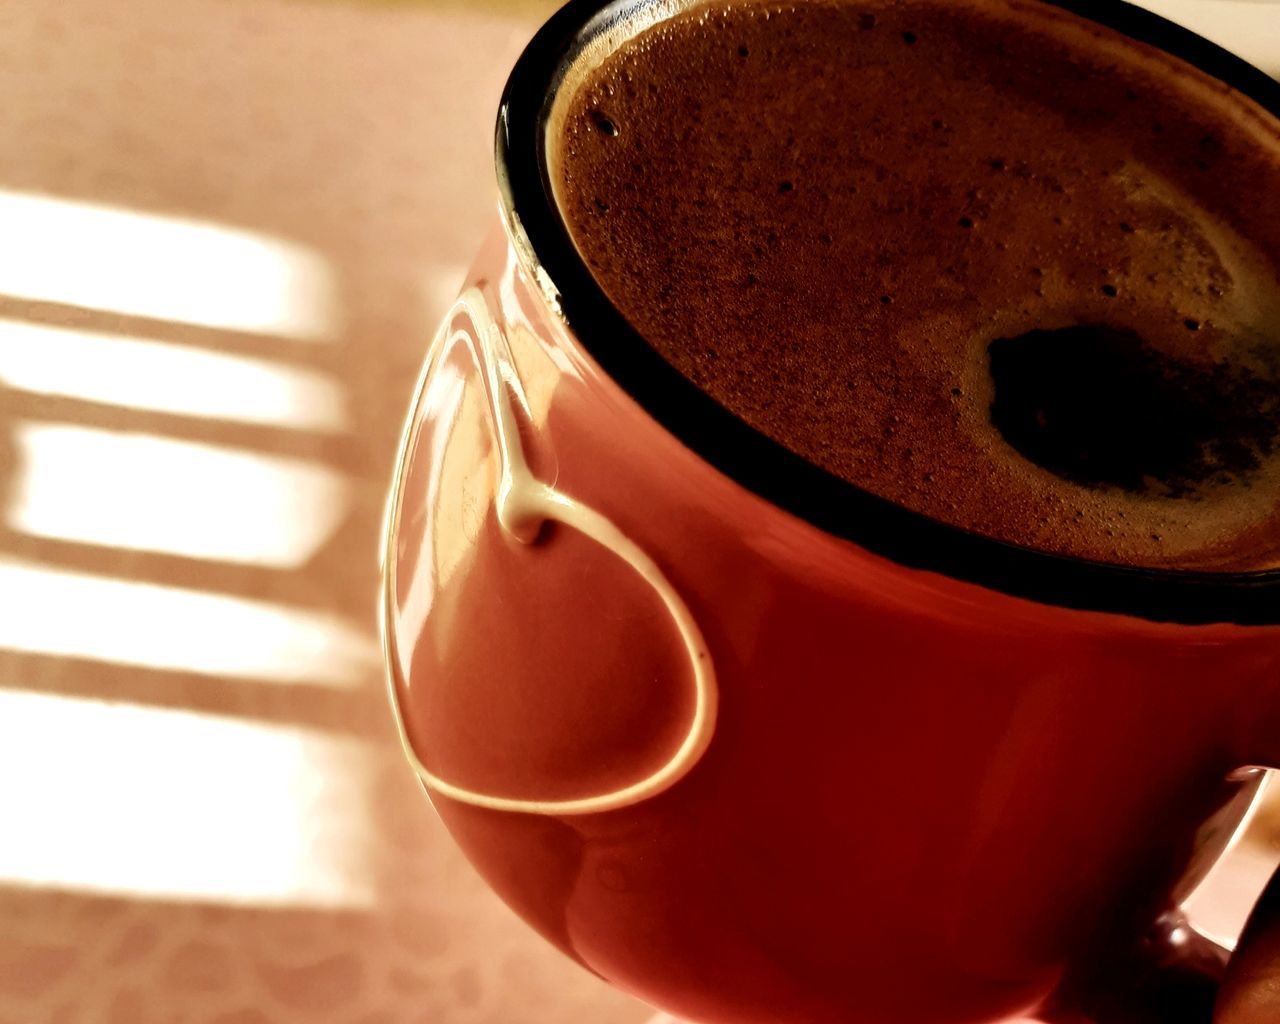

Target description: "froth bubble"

left=590, top=111, right=620, bottom=137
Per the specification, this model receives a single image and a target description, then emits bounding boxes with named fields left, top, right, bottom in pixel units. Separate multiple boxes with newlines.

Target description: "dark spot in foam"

left=1120, top=222, right=1135, bottom=234
left=959, top=216, right=975, bottom=229
left=1185, top=319, right=1201, bottom=332
left=778, top=180, right=794, bottom=193
left=989, top=325, right=1280, bottom=494
left=1101, top=284, right=1118, bottom=298
left=902, top=31, right=918, bottom=44
left=738, top=45, right=749, bottom=57
left=590, top=110, right=619, bottom=137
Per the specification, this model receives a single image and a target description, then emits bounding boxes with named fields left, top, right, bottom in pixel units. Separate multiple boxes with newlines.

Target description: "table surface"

left=0, top=1, right=1276, bottom=1022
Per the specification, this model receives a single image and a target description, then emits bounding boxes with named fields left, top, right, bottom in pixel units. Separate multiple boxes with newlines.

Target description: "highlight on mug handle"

left=1153, top=768, right=1277, bottom=967
left=380, top=284, right=719, bottom=817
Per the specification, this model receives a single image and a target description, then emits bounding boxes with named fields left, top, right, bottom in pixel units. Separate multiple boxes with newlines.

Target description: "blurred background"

left=0, top=0, right=1276, bottom=1022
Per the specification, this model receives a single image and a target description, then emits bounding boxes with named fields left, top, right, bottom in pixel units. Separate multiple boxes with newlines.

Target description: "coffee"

left=551, top=0, right=1280, bottom=571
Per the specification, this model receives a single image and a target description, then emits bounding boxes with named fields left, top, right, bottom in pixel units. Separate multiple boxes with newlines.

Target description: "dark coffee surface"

left=552, top=0, right=1280, bottom=571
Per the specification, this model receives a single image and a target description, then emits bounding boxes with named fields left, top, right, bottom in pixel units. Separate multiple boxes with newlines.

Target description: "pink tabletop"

left=0, top=0, right=1275, bottom=1022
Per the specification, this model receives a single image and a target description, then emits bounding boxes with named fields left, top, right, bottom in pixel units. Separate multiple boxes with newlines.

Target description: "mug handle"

left=1151, top=768, right=1275, bottom=975
left=1050, top=768, right=1280, bottom=1022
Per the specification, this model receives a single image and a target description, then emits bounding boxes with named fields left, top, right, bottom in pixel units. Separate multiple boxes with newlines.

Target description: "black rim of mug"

left=496, top=0, right=1280, bottom=625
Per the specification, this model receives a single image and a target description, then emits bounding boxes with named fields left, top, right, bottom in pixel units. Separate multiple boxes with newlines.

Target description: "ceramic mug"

left=381, top=2, right=1280, bottom=1020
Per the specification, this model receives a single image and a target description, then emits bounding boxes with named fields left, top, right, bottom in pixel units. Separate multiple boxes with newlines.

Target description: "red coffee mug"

left=382, top=2, right=1280, bottom=1021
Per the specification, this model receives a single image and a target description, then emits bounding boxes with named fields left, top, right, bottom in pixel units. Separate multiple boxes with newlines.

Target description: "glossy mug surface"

left=382, top=2, right=1280, bottom=1021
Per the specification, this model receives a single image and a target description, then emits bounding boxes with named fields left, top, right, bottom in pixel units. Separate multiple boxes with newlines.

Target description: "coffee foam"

left=551, top=0, right=1280, bottom=571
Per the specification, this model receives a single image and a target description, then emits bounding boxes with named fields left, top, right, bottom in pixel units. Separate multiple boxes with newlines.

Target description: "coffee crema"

left=551, top=0, right=1280, bottom=572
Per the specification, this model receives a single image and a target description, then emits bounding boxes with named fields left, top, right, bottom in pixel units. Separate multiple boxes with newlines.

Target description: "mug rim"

left=495, top=0, right=1280, bottom=626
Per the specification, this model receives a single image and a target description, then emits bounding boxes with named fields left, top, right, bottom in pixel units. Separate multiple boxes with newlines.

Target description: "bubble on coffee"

left=550, top=0, right=1280, bottom=571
